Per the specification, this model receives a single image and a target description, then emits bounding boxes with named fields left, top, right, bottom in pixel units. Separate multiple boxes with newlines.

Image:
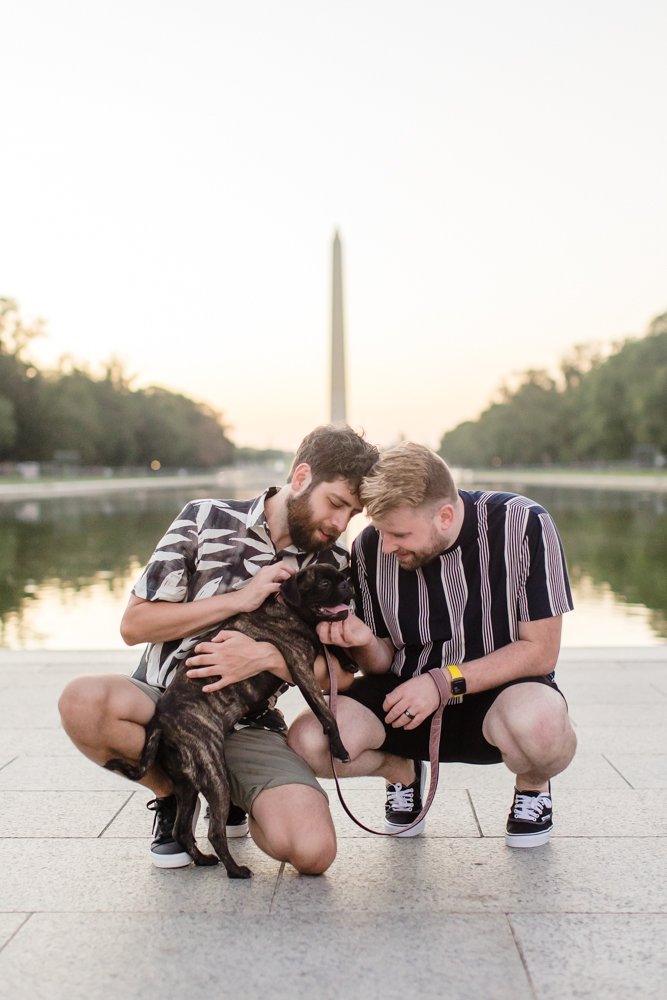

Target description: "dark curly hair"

left=288, top=424, right=379, bottom=492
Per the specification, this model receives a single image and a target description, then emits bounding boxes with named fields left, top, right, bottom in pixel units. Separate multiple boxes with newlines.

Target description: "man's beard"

left=287, top=490, right=338, bottom=553
left=393, top=525, right=446, bottom=570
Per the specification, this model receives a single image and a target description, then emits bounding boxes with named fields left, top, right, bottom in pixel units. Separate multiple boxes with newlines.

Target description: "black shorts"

left=344, top=672, right=564, bottom=765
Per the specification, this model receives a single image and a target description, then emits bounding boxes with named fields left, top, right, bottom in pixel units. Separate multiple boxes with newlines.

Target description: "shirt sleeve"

left=518, top=507, right=574, bottom=621
left=131, top=502, right=199, bottom=603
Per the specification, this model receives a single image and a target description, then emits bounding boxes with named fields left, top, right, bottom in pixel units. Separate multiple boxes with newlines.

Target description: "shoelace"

left=386, top=783, right=415, bottom=812
left=146, top=797, right=175, bottom=839
left=512, top=791, right=551, bottom=822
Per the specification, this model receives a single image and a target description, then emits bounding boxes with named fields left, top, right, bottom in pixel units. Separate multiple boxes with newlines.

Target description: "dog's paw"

left=193, top=853, right=219, bottom=866
left=227, top=865, right=253, bottom=879
left=331, top=740, right=351, bottom=763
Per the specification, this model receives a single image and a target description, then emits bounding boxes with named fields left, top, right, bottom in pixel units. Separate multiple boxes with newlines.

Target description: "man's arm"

left=382, top=615, right=563, bottom=729
left=120, top=562, right=295, bottom=645
left=315, top=613, right=395, bottom=674
left=445, top=615, right=562, bottom=695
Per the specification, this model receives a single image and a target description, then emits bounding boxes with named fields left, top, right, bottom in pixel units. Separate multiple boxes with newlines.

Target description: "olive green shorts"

left=128, top=676, right=327, bottom=814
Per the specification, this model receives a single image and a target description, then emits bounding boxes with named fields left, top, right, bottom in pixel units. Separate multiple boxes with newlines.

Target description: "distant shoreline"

left=0, top=465, right=277, bottom=504
left=0, top=463, right=665, bottom=503
left=460, top=467, right=667, bottom=493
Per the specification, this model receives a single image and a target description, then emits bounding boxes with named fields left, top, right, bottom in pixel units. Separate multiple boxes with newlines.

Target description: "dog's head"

left=279, top=564, right=353, bottom=627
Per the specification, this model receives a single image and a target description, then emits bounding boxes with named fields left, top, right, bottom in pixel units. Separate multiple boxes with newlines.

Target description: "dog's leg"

left=172, top=780, right=219, bottom=867
left=289, top=656, right=350, bottom=763
left=202, top=764, right=252, bottom=880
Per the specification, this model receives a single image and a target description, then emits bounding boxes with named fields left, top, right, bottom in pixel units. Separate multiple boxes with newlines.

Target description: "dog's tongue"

left=320, top=603, right=350, bottom=621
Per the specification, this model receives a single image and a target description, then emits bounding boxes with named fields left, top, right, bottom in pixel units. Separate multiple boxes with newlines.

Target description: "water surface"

left=0, top=483, right=665, bottom=649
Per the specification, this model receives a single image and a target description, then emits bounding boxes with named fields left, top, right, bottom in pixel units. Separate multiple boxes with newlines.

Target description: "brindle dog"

left=105, top=563, right=354, bottom=879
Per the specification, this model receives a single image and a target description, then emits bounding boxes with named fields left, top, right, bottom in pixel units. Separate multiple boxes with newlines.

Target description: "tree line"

left=0, top=299, right=234, bottom=469
left=440, top=312, right=667, bottom=467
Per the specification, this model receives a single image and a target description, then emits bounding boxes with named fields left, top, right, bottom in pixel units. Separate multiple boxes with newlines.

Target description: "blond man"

left=289, top=442, right=576, bottom=846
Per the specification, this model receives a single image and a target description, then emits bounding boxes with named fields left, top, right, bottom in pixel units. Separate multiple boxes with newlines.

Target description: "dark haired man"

left=289, top=442, right=577, bottom=848
left=59, top=424, right=378, bottom=874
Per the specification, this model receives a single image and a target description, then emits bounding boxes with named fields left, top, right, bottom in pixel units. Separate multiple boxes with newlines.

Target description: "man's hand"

left=185, top=632, right=289, bottom=693
left=383, top=673, right=444, bottom=729
left=316, top=612, right=375, bottom=650
left=232, top=562, right=296, bottom=614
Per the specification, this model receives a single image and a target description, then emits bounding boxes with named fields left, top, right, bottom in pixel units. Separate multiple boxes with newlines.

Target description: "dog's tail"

left=104, top=719, right=161, bottom=782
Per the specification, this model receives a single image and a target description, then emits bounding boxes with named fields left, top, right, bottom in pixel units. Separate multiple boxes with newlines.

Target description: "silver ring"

left=404, top=709, right=415, bottom=720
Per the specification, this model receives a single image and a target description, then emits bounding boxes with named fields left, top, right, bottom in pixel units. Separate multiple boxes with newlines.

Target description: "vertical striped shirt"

left=352, top=490, right=573, bottom=680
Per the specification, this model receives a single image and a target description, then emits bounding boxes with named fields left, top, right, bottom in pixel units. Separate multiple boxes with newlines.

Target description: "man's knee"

left=288, top=713, right=329, bottom=771
left=487, top=687, right=576, bottom=766
left=288, top=828, right=337, bottom=875
left=59, top=676, right=107, bottom=736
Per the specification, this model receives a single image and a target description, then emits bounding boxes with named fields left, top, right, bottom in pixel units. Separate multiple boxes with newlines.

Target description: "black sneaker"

left=226, top=803, right=249, bottom=838
left=203, top=802, right=249, bottom=838
left=505, top=784, right=553, bottom=848
left=147, top=793, right=201, bottom=869
left=384, top=760, right=428, bottom=837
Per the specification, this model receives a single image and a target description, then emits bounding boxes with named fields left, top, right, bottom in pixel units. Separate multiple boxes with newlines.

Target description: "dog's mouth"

left=316, top=603, right=351, bottom=622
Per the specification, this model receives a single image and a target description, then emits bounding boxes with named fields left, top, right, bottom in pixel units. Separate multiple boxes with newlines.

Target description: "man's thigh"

left=345, top=672, right=564, bottom=765
left=224, top=727, right=328, bottom=815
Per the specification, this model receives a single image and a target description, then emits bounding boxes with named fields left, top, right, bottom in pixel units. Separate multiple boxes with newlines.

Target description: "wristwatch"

left=443, top=664, right=466, bottom=697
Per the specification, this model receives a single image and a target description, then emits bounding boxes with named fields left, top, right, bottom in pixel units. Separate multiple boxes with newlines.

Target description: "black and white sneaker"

left=384, top=760, right=428, bottom=837
left=203, top=802, right=249, bottom=838
left=147, top=794, right=201, bottom=868
left=225, top=803, right=249, bottom=838
left=505, top=784, right=553, bottom=848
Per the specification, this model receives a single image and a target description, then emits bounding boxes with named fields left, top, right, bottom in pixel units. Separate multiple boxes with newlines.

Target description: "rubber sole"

left=149, top=797, right=202, bottom=868
left=505, top=825, right=552, bottom=848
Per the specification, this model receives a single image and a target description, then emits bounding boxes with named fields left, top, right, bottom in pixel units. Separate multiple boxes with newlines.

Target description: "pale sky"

left=2, top=1, right=666, bottom=452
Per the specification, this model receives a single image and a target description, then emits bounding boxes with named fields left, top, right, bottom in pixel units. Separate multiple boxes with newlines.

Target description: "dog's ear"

left=280, top=573, right=303, bottom=608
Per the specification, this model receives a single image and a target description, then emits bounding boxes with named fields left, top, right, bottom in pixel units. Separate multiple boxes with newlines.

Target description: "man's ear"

left=436, top=502, right=456, bottom=532
left=291, top=462, right=313, bottom=495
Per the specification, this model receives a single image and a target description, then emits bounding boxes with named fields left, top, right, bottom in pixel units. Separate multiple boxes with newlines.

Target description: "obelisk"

left=330, top=230, right=347, bottom=423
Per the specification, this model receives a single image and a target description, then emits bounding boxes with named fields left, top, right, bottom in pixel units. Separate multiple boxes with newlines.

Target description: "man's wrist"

left=441, top=664, right=466, bottom=697
left=258, top=642, right=291, bottom=682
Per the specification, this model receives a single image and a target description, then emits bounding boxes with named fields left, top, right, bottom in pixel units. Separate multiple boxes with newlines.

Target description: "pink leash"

left=324, top=647, right=449, bottom=836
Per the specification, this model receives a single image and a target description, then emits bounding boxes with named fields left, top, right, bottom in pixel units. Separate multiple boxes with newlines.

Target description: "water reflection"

left=0, top=484, right=665, bottom=648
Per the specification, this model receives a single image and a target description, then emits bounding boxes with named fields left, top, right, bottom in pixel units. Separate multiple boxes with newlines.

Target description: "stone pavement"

left=0, top=647, right=666, bottom=1000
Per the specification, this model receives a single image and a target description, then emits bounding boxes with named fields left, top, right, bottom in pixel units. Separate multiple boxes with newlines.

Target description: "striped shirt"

left=132, top=488, right=347, bottom=688
left=352, top=490, right=573, bottom=680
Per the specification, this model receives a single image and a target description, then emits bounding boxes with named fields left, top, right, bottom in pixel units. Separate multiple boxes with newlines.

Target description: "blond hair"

left=360, top=442, right=458, bottom=519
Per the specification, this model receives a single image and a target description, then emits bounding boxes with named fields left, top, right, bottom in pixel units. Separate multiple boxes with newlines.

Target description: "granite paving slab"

left=0, top=914, right=29, bottom=951
left=0, top=790, right=134, bottom=838
left=470, top=788, right=667, bottom=838
left=0, top=911, right=533, bottom=1000
left=510, top=913, right=667, bottom=1000
left=604, top=752, right=667, bottom=788
left=568, top=702, right=667, bottom=727
left=269, top=838, right=667, bottom=915
left=0, top=728, right=81, bottom=758
left=0, top=839, right=278, bottom=913
left=0, top=756, right=134, bottom=792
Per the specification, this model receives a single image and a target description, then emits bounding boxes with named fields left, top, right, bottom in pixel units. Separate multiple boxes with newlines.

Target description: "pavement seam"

left=96, top=790, right=136, bottom=837
left=0, top=913, right=33, bottom=955
left=466, top=788, right=484, bottom=837
left=601, top=754, right=634, bottom=788
left=506, top=913, right=539, bottom=1000
left=268, top=862, right=286, bottom=913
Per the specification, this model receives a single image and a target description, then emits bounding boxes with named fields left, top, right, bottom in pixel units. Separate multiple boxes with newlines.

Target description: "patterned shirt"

left=131, top=488, right=347, bottom=694
left=352, top=490, right=573, bottom=681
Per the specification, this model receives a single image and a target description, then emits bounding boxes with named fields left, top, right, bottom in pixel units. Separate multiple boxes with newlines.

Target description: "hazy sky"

left=2, top=1, right=666, bottom=451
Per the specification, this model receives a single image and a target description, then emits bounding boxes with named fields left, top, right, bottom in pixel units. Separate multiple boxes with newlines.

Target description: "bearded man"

left=59, top=425, right=378, bottom=874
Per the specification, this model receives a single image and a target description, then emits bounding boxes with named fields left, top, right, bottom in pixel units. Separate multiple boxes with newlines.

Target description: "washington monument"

left=330, top=230, right=347, bottom=423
